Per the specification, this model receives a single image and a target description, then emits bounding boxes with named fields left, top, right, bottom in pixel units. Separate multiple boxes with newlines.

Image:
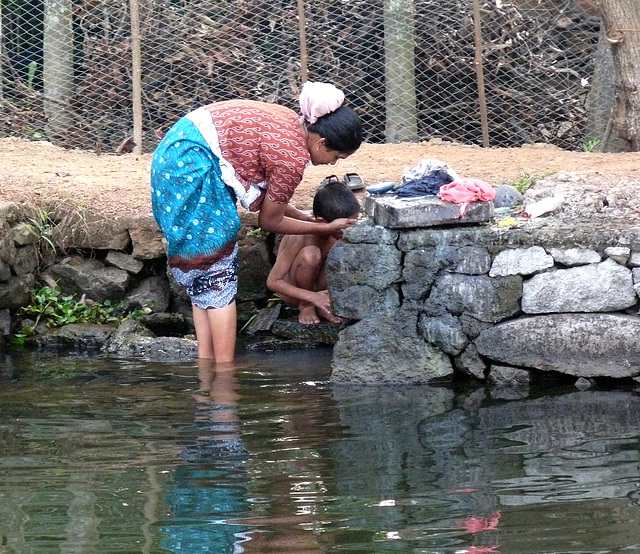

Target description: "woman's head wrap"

left=299, top=81, right=345, bottom=124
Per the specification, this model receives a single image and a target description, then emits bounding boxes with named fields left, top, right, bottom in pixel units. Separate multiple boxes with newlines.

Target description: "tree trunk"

left=384, top=0, right=417, bottom=143
left=43, top=0, right=74, bottom=143
left=584, top=30, right=628, bottom=152
left=595, top=0, right=640, bottom=151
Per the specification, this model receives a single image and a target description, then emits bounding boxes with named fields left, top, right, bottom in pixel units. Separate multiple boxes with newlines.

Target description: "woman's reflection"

left=160, top=360, right=250, bottom=553
left=160, top=359, right=328, bottom=553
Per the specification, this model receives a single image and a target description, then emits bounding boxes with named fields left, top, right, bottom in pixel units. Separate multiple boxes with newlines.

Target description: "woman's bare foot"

left=299, top=304, right=321, bottom=325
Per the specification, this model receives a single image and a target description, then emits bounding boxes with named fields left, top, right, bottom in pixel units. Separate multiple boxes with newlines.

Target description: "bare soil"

left=1, top=136, right=639, bottom=218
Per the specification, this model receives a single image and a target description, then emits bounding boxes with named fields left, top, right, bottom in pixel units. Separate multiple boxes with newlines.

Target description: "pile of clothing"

left=392, top=158, right=495, bottom=216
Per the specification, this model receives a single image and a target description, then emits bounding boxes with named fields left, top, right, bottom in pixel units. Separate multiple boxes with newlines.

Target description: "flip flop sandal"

left=344, top=172, right=365, bottom=191
left=320, top=174, right=341, bottom=186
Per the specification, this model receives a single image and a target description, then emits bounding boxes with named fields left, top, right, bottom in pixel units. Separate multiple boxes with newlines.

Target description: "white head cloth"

left=299, top=81, right=345, bottom=124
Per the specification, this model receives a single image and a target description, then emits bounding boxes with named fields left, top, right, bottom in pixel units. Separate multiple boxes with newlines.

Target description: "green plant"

left=581, top=138, right=601, bottom=152
left=266, top=293, right=282, bottom=308
left=27, top=208, right=57, bottom=254
left=27, top=61, right=37, bottom=90
left=10, top=333, right=29, bottom=349
left=508, top=172, right=554, bottom=194
left=509, top=173, right=537, bottom=194
left=239, top=314, right=257, bottom=333
left=18, top=285, right=135, bottom=331
left=36, top=365, right=78, bottom=379
left=239, top=294, right=282, bottom=333
left=246, top=228, right=265, bottom=238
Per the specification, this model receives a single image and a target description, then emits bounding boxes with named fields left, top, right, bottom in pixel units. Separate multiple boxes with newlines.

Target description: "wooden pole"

left=130, top=0, right=143, bottom=154
left=472, top=0, right=490, bottom=148
left=297, top=0, right=308, bottom=82
left=0, top=4, right=3, bottom=101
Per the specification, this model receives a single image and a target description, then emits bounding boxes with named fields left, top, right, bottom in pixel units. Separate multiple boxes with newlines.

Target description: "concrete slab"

left=362, top=193, right=495, bottom=229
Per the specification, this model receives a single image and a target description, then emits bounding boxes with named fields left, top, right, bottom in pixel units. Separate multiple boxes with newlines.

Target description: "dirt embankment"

left=1, top=137, right=639, bottom=217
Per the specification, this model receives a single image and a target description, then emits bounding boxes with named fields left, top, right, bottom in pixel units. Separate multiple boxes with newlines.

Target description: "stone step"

left=362, top=193, right=494, bottom=229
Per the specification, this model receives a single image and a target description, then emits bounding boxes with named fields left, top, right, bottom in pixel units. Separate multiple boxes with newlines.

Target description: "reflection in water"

left=0, top=350, right=640, bottom=552
left=160, top=360, right=250, bottom=553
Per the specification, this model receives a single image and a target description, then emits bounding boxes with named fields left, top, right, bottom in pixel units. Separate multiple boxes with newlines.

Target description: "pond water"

left=1, top=348, right=640, bottom=553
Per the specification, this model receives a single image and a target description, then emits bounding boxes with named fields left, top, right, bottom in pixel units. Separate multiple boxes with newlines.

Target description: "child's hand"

left=312, top=290, right=332, bottom=311
left=311, top=291, right=343, bottom=324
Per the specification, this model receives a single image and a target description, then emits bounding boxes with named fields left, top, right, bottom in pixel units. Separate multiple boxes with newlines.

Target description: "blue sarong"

left=151, top=117, right=241, bottom=271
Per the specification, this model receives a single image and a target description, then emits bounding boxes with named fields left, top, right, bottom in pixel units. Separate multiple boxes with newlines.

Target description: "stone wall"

left=0, top=201, right=274, bottom=348
left=327, top=196, right=640, bottom=384
left=5, top=192, right=640, bottom=385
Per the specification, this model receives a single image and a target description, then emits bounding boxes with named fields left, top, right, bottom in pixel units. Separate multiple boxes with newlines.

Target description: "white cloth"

left=186, top=107, right=266, bottom=210
left=299, top=81, right=345, bottom=124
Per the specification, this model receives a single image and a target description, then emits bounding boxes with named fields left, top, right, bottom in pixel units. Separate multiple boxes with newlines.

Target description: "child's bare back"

left=266, top=177, right=361, bottom=325
left=267, top=233, right=341, bottom=324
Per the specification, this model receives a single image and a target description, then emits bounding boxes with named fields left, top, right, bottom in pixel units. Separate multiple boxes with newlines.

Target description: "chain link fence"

left=0, top=0, right=600, bottom=153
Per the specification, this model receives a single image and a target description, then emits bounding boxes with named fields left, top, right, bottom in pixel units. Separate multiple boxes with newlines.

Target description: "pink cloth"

left=437, top=178, right=496, bottom=217
left=299, top=81, right=345, bottom=124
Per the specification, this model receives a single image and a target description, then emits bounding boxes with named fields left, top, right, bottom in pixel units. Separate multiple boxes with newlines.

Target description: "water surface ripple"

left=1, top=349, right=640, bottom=552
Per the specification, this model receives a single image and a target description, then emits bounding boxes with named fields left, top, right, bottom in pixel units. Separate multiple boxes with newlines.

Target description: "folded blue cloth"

left=394, top=169, right=455, bottom=198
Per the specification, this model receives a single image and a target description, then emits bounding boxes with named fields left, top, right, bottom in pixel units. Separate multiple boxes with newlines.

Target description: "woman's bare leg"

left=207, top=301, right=237, bottom=362
left=192, top=302, right=237, bottom=362
left=193, top=305, right=214, bottom=358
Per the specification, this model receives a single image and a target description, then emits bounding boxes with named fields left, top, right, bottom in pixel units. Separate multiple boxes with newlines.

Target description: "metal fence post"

left=0, top=4, right=3, bottom=102
left=472, top=0, right=490, bottom=148
left=297, top=0, right=308, bottom=83
left=130, top=0, right=142, bottom=154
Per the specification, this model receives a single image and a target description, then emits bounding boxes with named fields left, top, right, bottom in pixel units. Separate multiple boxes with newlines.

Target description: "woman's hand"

left=324, top=216, right=358, bottom=238
left=284, top=204, right=315, bottom=222
left=259, top=197, right=357, bottom=236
